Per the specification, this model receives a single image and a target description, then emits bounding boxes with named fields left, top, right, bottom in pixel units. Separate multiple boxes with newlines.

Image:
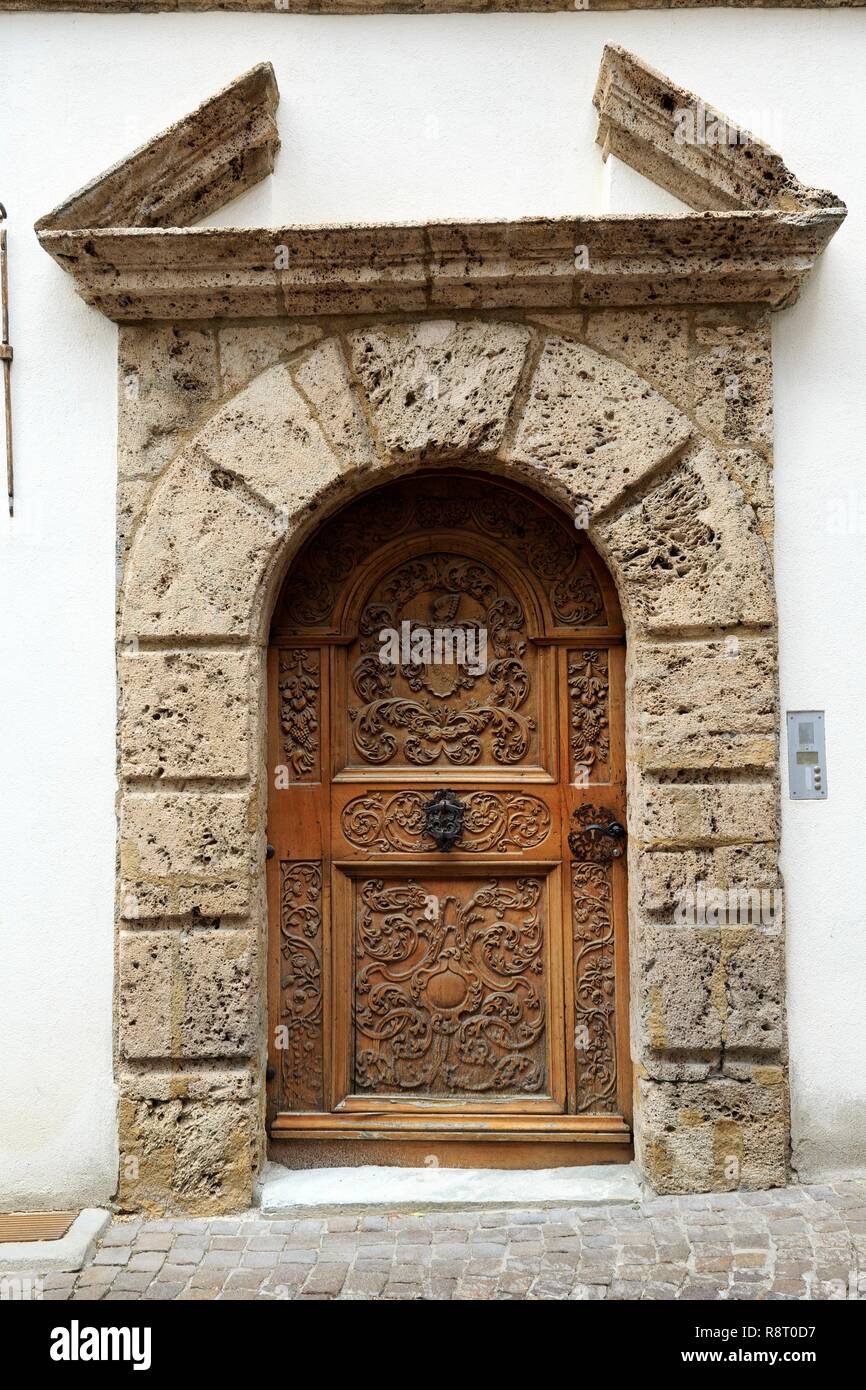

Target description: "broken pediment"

left=35, top=49, right=845, bottom=320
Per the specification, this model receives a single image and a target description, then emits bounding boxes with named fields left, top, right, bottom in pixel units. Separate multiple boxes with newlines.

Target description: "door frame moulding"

left=34, top=47, right=845, bottom=1212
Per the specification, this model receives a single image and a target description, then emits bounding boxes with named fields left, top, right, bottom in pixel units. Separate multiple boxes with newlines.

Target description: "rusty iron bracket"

left=0, top=204, right=13, bottom=516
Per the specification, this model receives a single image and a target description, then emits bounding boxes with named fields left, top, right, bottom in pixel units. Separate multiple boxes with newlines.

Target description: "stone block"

left=637, top=1074, right=788, bottom=1194
left=636, top=844, right=780, bottom=921
left=118, top=928, right=258, bottom=1060
left=597, top=444, right=775, bottom=634
left=631, top=779, right=779, bottom=848
left=291, top=337, right=375, bottom=469
left=722, top=930, right=784, bottom=1051
left=217, top=323, right=322, bottom=397
left=693, top=315, right=773, bottom=448
left=121, top=451, right=282, bottom=639
left=119, top=648, right=256, bottom=780
left=192, top=362, right=343, bottom=509
left=350, top=319, right=530, bottom=459
left=507, top=334, right=692, bottom=514
left=641, top=925, right=722, bottom=1052
left=585, top=309, right=691, bottom=412
left=118, top=326, right=219, bottom=480
left=119, top=791, right=254, bottom=919
left=117, top=1070, right=256, bottom=1216
left=631, top=637, right=777, bottom=771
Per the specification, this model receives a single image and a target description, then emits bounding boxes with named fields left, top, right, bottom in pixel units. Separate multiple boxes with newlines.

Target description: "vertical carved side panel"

left=279, top=648, right=320, bottom=782
left=569, top=805, right=619, bottom=1115
left=568, top=649, right=610, bottom=785
left=279, top=861, right=324, bottom=1112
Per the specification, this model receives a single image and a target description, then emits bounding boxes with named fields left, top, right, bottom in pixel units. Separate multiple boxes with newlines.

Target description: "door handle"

left=568, top=805, right=627, bottom=861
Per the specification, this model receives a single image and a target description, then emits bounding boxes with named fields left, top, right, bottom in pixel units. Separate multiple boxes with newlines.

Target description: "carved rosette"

left=278, top=648, right=320, bottom=781
left=279, top=861, right=323, bottom=1111
left=353, top=877, right=547, bottom=1096
left=341, top=790, right=551, bottom=853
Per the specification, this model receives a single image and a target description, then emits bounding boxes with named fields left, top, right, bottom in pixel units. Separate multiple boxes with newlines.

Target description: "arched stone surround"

left=116, top=312, right=784, bottom=1213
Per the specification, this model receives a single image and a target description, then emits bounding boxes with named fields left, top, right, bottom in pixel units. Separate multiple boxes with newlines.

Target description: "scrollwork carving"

left=354, top=876, right=547, bottom=1095
left=568, top=649, right=610, bottom=784
left=341, top=790, right=552, bottom=853
left=279, top=861, right=323, bottom=1111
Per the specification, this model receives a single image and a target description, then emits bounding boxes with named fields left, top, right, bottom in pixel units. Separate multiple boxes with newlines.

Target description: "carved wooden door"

left=266, top=474, right=630, bottom=1163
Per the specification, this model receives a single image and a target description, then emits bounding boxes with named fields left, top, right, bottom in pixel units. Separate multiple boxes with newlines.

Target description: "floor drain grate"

left=0, top=1213, right=77, bottom=1243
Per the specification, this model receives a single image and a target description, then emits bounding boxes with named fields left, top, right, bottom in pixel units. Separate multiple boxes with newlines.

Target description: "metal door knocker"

left=422, top=789, right=466, bottom=852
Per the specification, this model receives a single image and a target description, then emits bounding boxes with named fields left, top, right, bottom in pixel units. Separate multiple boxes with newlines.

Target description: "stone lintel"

left=35, top=63, right=280, bottom=233
left=37, top=209, right=843, bottom=321
left=594, top=44, right=846, bottom=215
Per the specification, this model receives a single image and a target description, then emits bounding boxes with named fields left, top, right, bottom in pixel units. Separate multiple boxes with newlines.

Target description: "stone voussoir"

left=504, top=332, right=693, bottom=515
left=349, top=319, right=531, bottom=461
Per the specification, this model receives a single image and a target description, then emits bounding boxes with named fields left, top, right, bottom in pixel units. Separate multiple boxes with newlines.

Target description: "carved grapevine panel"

left=341, top=790, right=551, bottom=853
left=278, top=861, right=324, bottom=1111
left=347, top=553, right=539, bottom=769
left=353, top=876, right=547, bottom=1095
left=568, top=649, right=610, bottom=784
left=278, top=648, right=320, bottom=782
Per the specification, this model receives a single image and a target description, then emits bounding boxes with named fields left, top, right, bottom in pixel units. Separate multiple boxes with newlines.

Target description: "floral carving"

left=571, top=860, right=618, bottom=1115
left=341, top=790, right=551, bottom=853
left=278, top=648, right=319, bottom=781
left=275, top=478, right=605, bottom=633
left=279, top=861, right=323, bottom=1112
left=348, top=554, right=537, bottom=767
left=354, top=877, right=546, bottom=1095
left=568, top=649, right=610, bottom=783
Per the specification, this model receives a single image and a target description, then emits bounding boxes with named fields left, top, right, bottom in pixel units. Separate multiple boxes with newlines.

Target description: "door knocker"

left=422, top=789, right=466, bottom=852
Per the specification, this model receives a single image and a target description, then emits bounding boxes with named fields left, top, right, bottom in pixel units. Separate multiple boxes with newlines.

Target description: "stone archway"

left=116, top=317, right=784, bottom=1213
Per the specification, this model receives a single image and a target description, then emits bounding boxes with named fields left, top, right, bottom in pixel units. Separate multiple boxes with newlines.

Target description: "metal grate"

left=0, top=1212, right=76, bottom=1243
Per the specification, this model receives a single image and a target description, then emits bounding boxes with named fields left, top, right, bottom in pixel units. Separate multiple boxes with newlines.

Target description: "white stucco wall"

left=1, top=10, right=864, bottom=1206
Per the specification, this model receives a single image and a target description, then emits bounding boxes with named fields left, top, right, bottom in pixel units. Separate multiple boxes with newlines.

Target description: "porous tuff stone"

left=119, top=790, right=255, bottom=920
left=349, top=320, right=531, bottom=460
left=507, top=333, right=693, bottom=513
left=119, top=648, right=256, bottom=780
left=114, top=315, right=787, bottom=1207
left=631, top=637, right=777, bottom=772
left=596, top=442, right=775, bottom=635
left=636, top=1073, right=788, bottom=1195
left=116, top=1072, right=256, bottom=1217
left=119, top=928, right=258, bottom=1060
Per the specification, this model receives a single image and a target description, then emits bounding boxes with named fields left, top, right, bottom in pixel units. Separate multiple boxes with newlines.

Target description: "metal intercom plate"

left=786, top=711, right=827, bottom=800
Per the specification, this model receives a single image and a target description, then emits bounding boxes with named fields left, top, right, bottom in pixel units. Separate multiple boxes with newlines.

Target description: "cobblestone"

left=14, top=1180, right=866, bottom=1301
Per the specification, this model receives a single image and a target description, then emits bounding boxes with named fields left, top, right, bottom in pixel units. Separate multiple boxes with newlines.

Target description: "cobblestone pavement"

left=34, top=1180, right=866, bottom=1301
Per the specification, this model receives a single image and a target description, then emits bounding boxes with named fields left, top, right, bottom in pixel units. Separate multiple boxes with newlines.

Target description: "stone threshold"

left=258, top=1162, right=642, bottom=1216
left=0, top=1209, right=110, bottom=1274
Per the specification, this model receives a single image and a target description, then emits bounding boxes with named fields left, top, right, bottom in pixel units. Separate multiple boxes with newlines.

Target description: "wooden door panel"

left=266, top=474, right=631, bottom=1153
left=332, top=786, right=558, bottom=858
left=332, top=862, right=565, bottom=1113
left=332, top=550, right=554, bottom=782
